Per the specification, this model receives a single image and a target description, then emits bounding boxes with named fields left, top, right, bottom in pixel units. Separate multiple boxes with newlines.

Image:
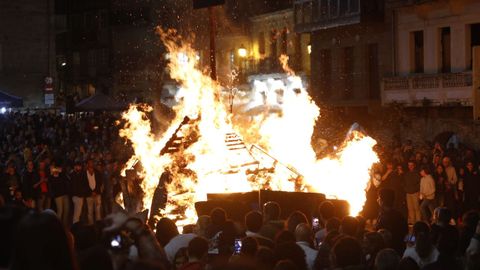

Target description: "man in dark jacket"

left=70, top=160, right=89, bottom=224
left=376, top=188, right=408, bottom=255
left=49, top=164, right=70, bottom=226
left=85, top=159, right=103, bottom=225
left=404, top=161, right=421, bottom=224
left=21, top=160, right=38, bottom=208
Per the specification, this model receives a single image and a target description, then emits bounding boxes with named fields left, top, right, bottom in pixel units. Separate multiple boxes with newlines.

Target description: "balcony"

left=294, top=0, right=382, bottom=33
left=382, top=72, right=473, bottom=106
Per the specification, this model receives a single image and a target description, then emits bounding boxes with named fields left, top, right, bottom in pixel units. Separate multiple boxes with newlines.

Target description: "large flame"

left=119, top=30, right=378, bottom=227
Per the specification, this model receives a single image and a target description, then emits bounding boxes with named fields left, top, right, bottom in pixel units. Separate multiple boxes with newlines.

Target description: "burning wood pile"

left=117, top=28, right=379, bottom=228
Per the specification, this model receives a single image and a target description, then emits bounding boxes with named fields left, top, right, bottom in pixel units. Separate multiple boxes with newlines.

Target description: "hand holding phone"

left=233, top=239, right=242, bottom=255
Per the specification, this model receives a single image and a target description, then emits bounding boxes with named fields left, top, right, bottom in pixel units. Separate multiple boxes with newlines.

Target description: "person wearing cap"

left=70, top=160, right=89, bottom=224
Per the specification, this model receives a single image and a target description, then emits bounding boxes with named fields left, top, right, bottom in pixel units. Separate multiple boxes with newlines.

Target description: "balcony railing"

left=382, top=72, right=473, bottom=106
left=294, top=0, right=381, bottom=32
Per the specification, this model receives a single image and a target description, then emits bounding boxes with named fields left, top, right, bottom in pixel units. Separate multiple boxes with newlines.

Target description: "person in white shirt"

left=419, top=167, right=436, bottom=223
left=85, top=159, right=103, bottom=225
left=295, top=223, right=318, bottom=270
left=164, top=215, right=211, bottom=263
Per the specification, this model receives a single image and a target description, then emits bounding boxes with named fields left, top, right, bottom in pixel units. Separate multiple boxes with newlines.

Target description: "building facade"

left=56, top=0, right=113, bottom=102
left=382, top=0, right=480, bottom=109
left=215, top=6, right=310, bottom=86
left=0, top=0, right=56, bottom=107
left=294, top=0, right=389, bottom=109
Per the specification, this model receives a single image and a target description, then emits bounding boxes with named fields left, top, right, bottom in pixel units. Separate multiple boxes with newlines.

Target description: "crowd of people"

left=0, top=111, right=129, bottom=226
left=365, top=139, right=480, bottom=226
left=2, top=194, right=480, bottom=270
left=1, top=111, right=480, bottom=270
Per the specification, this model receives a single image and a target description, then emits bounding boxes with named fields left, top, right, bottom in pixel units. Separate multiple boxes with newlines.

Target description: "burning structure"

left=118, top=29, right=379, bottom=227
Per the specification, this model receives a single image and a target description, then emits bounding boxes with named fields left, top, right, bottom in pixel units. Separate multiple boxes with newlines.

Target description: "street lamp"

left=237, top=45, right=247, bottom=83
left=238, top=45, right=247, bottom=58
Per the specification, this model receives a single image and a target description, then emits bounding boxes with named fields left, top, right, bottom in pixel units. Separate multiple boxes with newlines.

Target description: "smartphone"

left=312, top=217, right=320, bottom=231
left=110, top=234, right=122, bottom=249
left=233, top=239, right=242, bottom=255
left=404, top=234, right=416, bottom=243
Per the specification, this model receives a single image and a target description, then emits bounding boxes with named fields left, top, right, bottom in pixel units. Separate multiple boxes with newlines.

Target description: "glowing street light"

left=238, top=45, right=247, bottom=58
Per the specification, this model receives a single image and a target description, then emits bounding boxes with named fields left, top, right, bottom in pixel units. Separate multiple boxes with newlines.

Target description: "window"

left=343, top=47, right=354, bottom=99
left=349, top=0, right=360, bottom=13
left=73, top=52, right=80, bottom=66
left=469, top=23, right=480, bottom=70
left=258, top=32, right=265, bottom=55
left=320, top=0, right=329, bottom=18
left=319, top=49, right=331, bottom=98
left=85, top=12, right=96, bottom=30
left=71, top=14, right=83, bottom=30
left=270, top=30, right=278, bottom=58
left=367, top=44, right=379, bottom=99
left=330, top=0, right=338, bottom=17
left=88, top=50, right=96, bottom=67
left=98, top=11, right=109, bottom=29
left=411, top=31, right=424, bottom=73
left=440, top=27, right=451, bottom=73
left=339, top=0, right=348, bottom=16
left=98, top=48, right=108, bottom=68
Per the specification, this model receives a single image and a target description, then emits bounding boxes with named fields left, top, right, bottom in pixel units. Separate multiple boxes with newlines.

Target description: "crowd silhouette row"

left=1, top=111, right=480, bottom=270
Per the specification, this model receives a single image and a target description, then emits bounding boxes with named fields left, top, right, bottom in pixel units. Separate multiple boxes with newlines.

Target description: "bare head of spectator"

left=442, top=156, right=451, bottom=168
left=436, top=207, right=452, bottom=226
left=318, top=201, right=335, bottom=222
left=10, top=212, right=78, bottom=270
left=245, top=211, right=263, bottom=233
left=256, top=246, right=275, bottom=270
left=330, top=236, right=364, bottom=269
left=412, top=221, right=434, bottom=259
left=363, top=231, right=385, bottom=257
left=194, top=215, right=211, bottom=238
left=218, top=220, right=237, bottom=255
left=377, top=229, right=393, bottom=249
left=86, top=158, right=95, bottom=173
left=274, top=242, right=307, bottom=270
left=407, top=161, right=416, bottom=172
left=275, top=230, right=296, bottom=246
left=325, top=217, right=341, bottom=233
left=210, top=207, right=227, bottom=227
left=286, top=211, right=308, bottom=233
left=295, top=223, right=313, bottom=244
left=155, top=217, right=179, bottom=247
left=187, top=237, right=209, bottom=263
left=374, top=248, right=400, bottom=270
left=264, top=201, right=281, bottom=222
left=241, top=236, right=259, bottom=257
left=173, top=247, right=188, bottom=270
left=340, top=216, right=359, bottom=237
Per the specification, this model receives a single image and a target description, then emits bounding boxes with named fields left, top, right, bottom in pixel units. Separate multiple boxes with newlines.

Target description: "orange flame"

left=119, top=29, right=379, bottom=227
left=279, top=54, right=295, bottom=76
